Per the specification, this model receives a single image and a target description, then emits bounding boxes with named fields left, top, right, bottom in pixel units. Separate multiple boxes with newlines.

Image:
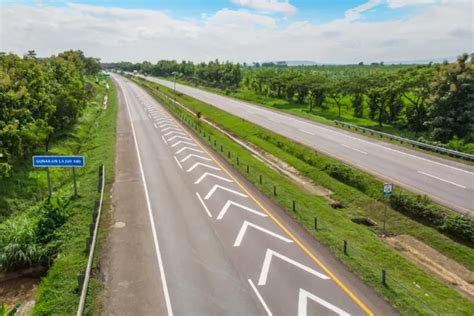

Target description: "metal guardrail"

left=334, top=120, right=474, bottom=161
left=77, top=165, right=105, bottom=316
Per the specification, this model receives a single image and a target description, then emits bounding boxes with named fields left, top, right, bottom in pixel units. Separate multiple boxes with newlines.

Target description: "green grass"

left=0, top=78, right=118, bottom=315
left=134, top=76, right=474, bottom=316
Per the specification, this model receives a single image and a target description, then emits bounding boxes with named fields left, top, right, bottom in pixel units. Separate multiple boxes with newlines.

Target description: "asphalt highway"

left=111, top=74, right=395, bottom=315
left=140, top=75, right=474, bottom=215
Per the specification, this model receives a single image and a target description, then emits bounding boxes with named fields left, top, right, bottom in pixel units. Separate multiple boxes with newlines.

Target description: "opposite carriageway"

left=139, top=75, right=474, bottom=215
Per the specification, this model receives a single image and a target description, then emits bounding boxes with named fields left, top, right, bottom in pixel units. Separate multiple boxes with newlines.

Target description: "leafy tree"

left=426, top=54, right=474, bottom=142
left=327, top=77, right=347, bottom=117
left=399, top=66, right=432, bottom=132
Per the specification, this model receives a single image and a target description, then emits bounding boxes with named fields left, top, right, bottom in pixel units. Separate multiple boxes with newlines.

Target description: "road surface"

left=139, top=75, right=474, bottom=215
left=107, top=74, right=395, bottom=315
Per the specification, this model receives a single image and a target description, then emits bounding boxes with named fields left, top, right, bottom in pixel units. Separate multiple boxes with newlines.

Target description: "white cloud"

left=345, top=0, right=382, bottom=21
left=0, top=1, right=471, bottom=63
left=231, top=0, right=296, bottom=15
left=387, top=0, right=438, bottom=8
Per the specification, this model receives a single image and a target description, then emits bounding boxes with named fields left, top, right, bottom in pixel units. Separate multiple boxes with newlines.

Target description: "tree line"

left=110, top=53, right=473, bottom=149
left=106, top=59, right=242, bottom=89
left=0, top=50, right=102, bottom=176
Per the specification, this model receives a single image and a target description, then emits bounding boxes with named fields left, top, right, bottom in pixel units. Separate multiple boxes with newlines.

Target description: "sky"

left=0, top=0, right=472, bottom=63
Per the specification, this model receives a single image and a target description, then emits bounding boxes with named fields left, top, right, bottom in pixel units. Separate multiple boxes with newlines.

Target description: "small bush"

left=36, top=197, right=70, bottom=244
left=441, top=216, right=474, bottom=243
left=324, top=163, right=369, bottom=192
left=0, top=216, right=44, bottom=271
left=390, top=193, right=474, bottom=243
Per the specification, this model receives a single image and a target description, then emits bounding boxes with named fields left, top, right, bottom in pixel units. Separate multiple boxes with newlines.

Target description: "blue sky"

left=0, top=0, right=471, bottom=63
left=4, top=0, right=416, bottom=23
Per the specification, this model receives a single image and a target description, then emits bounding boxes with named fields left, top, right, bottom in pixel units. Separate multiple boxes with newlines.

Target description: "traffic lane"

left=124, top=77, right=374, bottom=315
left=299, top=126, right=473, bottom=213
left=227, top=107, right=474, bottom=212
left=120, top=78, right=263, bottom=315
left=104, top=77, right=168, bottom=315
left=146, top=76, right=474, bottom=212
left=172, top=124, right=368, bottom=316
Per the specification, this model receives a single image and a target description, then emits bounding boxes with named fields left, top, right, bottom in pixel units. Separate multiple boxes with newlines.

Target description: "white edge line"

left=299, top=129, right=315, bottom=136
left=417, top=171, right=466, bottom=189
left=122, top=84, right=173, bottom=316
left=173, top=156, right=183, bottom=169
left=248, top=279, right=272, bottom=316
left=196, top=192, right=212, bottom=217
left=341, top=144, right=367, bottom=155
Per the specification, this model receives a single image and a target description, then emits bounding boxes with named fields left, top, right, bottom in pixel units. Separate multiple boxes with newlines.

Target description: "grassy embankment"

left=165, top=75, right=474, bottom=159
left=133, top=76, right=474, bottom=315
left=0, top=78, right=117, bottom=315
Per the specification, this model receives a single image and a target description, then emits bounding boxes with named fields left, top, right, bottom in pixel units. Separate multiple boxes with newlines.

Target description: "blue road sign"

left=33, top=156, right=85, bottom=167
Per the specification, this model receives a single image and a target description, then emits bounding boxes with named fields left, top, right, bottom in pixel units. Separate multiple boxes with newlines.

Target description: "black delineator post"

left=221, top=145, right=223, bottom=152
left=228, top=151, right=231, bottom=159
left=314, top=217, right=318, bottom=230
left=214, top=140, right=217, bottom=146
left=237, top=157, right=240, bottom=165
left=292, top=200, right=296, bottom=212
left=77, top=274, right=85, bottom=289
left=86, top=237, right=92, bottom=253
left=273, top=185, right=277, bottom=196
left=382, top=270, right=387, bottom=287
left=343, top=240, right=348, bottom=255
left=259, top=175, right=262, bottom=184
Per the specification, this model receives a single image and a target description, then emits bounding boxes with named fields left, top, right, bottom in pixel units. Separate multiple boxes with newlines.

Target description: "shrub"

left=441, top=216, right=474, bottom=243
left=0, top=216, right=44, bottom=271
left=36, top=197, right=70, bottom=244
left=324, top=163, right=369, bottom=192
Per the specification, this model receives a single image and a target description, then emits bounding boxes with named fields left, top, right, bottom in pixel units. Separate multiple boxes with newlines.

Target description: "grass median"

left=132, top=75, right=474, bottom=316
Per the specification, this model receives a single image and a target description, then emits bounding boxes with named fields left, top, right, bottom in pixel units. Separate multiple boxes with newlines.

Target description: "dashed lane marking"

left=194, top=172, right=233, bottom=184
left=258, top=249, right=330, bottom=286
left=196, top=192, right=212, bottom=218
left=233, top=221, right=293, bottom=247
left=171, top=140, right=197, bottom=148
left=298, top=289, right=350, bottom=316
left=175, top=146, right=204, bottom=155
left=204, top=184, right=248, bottom=200
left=249, top=279, right=272, bottom=316
left=186, top=162, right=220, bottom=172
left=217, top=200, right=266, bottom=220
left=173, top=156, right=183, bottom=169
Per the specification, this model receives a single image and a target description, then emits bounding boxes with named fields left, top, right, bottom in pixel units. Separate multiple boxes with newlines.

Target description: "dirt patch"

left=0, top=277, right=40, bottom=315
left=246, top=142, right=332, bottom=197
left=386, top=235, right=474, bottom=299
left=0, top=267, right=45, bottom=314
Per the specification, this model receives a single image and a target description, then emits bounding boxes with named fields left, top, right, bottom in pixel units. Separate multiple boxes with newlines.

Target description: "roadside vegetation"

left=111, top=54, right=474, bottom=154
left=0, top=50, right=117, bottom=315
left=131, top=75, right=474, bottom=315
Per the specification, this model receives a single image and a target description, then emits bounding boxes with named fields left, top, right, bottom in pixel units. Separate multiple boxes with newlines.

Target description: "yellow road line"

left=173, top=117, right=374, bottom=316
left=138, top=78, right=375, bottom=315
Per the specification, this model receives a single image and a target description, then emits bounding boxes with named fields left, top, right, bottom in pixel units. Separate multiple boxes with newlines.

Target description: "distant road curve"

left=139, top=75, right=474, bottom=215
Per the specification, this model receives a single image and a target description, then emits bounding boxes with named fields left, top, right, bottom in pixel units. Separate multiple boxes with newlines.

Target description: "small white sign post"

left=382, top=183, right=393, bottom=236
